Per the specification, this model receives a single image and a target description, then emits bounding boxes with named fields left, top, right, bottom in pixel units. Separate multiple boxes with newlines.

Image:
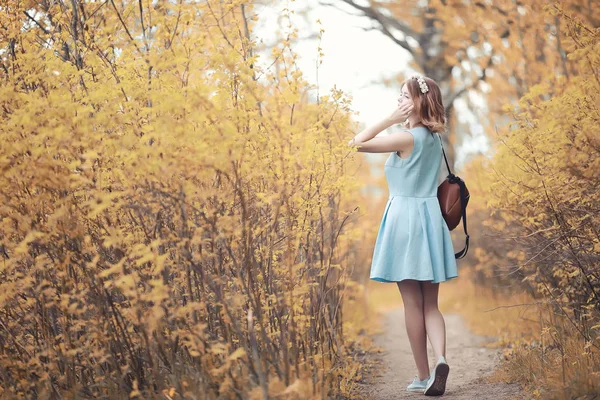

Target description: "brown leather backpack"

left=436, top=134, right=470, bottom=259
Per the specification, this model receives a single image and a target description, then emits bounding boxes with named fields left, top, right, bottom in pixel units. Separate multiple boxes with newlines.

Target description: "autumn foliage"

left=2, top=0, right=599, bottom=398
left=458, top=5, right=600, bottom=398
left=0, top=0, right=371, bottom=398
left=338, top=0, right=600, bottom=397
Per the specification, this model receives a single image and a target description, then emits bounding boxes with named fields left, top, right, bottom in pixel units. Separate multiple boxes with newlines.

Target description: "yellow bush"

left=463, top=7, right=600, bottom=399
left=0, top=1, right=371, bottom=398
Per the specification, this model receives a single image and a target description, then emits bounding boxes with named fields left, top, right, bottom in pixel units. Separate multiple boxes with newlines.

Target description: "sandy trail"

left=356, top=307, right=524, bottom=399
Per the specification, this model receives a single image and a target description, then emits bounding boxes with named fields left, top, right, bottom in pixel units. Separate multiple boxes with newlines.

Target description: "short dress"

left=369, top=126, right=458, bottom=284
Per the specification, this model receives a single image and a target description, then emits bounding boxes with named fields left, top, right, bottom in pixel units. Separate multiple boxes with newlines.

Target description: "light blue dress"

left=369, top=126, right=458, bottom=284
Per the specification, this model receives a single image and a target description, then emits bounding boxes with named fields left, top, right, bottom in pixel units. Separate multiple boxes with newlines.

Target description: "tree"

left=478, top=8, right=600, bottom=395
left=321, top=0, right=597, bottom=166
left=319, top=0, right=498, bottom=166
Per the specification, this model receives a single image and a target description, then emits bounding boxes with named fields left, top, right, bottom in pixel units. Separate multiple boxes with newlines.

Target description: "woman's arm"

left=348, top=118, right=394, bottom=145
left=347, top=102, right=414, bottom=154
left=350, top=130, right=415, bottom=154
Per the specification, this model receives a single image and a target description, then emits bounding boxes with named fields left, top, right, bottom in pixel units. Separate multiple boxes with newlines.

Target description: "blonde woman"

left=348, top=76, right=458, bottom=396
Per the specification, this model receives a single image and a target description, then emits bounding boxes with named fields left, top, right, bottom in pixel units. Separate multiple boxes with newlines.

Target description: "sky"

left=253, top=1, right=409, bottom=127
left=251, top=0, right=489, bottom=169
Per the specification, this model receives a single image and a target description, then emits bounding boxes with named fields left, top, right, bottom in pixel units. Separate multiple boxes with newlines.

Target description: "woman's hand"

left=348, top=102, right=414, bottom=148
left=387, top=102, right=413, bottom=125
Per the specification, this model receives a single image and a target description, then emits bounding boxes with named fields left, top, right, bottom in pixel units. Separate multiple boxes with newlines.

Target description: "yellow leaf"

left=228, top=347, right=246, bottom=361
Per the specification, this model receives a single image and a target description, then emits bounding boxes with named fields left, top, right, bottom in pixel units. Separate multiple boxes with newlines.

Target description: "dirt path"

left=356, top=307, right=525, bottom=399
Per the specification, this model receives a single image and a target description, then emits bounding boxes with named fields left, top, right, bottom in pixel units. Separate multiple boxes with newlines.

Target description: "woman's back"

left=384, top=126, right=442, bottom=198
left=370, top=125, right=457, bottom=284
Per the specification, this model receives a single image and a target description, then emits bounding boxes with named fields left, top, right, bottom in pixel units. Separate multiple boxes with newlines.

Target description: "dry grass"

left=441, top=270, right=600, bottom=399
left=361, top=270, right=600, bottom=399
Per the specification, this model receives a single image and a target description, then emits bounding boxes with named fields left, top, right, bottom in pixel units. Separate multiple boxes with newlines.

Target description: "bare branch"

left=319, top=0, right=420, bottom=58
left=445, top=55, right=494, bottom=108
left=110, top=0, right=142, bottom=55
left=359, top=24, right=415, bottom=58
left=23, top=11, right=49, bottom=34
left=338, top=0, right=420, bottom=39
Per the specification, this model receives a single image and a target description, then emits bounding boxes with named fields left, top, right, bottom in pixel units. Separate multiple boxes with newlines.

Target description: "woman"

left=348, top=75, right=458, bottom=396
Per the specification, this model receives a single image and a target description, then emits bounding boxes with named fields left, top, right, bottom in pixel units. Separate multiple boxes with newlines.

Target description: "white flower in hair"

left=411, top=75, right=429, bottom=94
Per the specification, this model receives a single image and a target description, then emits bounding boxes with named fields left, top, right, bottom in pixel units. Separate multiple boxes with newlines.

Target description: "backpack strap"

left=438, top=134, right=470, bottom=259
left=440, top=135, right=453, bottom=175
left=454, top=179, right=470, bottom=259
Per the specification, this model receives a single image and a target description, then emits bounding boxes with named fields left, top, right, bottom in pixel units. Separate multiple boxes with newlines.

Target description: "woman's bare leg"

left=421, top=281, right=446, bottom=361
left=397, top=280, right=429, bottom=380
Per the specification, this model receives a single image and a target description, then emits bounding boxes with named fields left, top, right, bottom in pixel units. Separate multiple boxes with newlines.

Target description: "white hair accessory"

left=411, top=75, right=429, bottom=94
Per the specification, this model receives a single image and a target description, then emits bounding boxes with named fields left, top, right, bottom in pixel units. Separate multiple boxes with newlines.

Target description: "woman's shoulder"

left=411, top=127, right=442, bottom=154
left=408, top=126, right=433, bottom=134
left=407, top=126, right=436, bottom=142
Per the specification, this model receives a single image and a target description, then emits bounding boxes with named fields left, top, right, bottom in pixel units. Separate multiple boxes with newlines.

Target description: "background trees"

left=325, top=0, right=597, bottom=167
left=325, top=1, right=600, bottom=396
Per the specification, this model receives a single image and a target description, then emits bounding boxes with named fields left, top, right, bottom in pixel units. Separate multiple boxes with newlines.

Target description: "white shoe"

left=406, top=375, right=429, bottom=392
left=424, top=356, right=450, bottom=396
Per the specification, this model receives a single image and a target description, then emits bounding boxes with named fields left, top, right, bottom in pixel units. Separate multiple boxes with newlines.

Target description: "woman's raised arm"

left=347, top=102, right=413, bottom=153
